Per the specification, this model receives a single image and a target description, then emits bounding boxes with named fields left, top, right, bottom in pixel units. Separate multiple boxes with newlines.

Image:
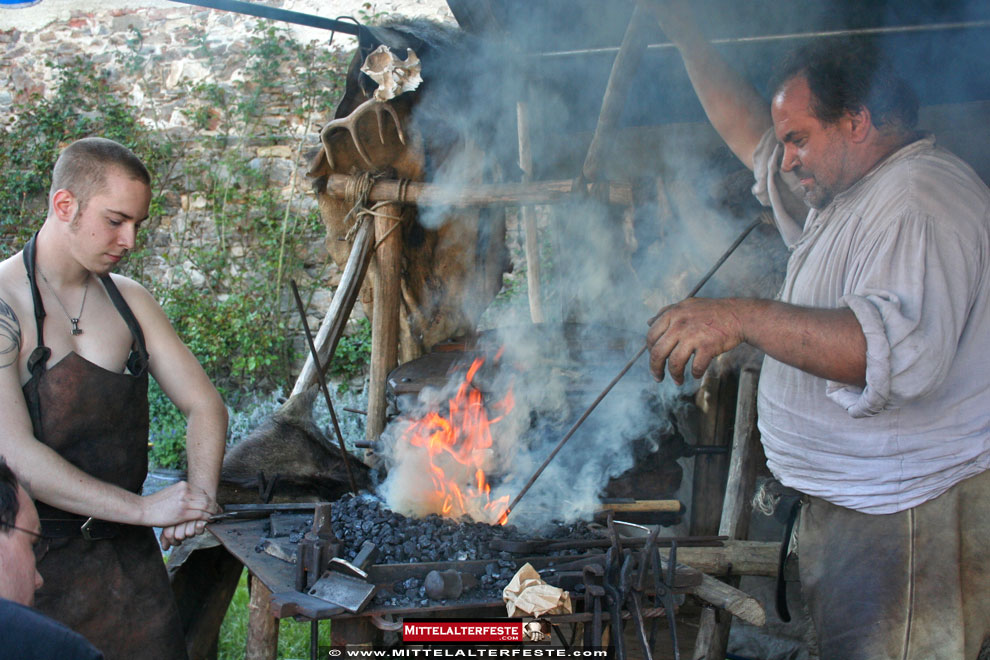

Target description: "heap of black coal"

left=330, top=492, right=599, bottom=564
left=258, top=492, right=602, bottom=609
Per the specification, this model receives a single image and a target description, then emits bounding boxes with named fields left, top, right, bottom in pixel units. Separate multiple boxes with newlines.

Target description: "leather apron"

left=22, top=236, right=188, bottom=660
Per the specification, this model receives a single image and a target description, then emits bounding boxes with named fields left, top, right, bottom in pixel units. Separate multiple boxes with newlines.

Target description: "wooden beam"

left=582, top=2, right=654, bottom=182
left=665, top=540, right=781, bottom=577
left=684, top=572, right=766, bottom=628
left=516, top=100, right=544, bottom=324
left=291, top=216, right=374, bottom=397
left=690, top=371, right=738, bottom=535
left=323, top=175, right=634, bottom=207
left=365, top=204, right=403, bottom=461
left=245, top=573, right=278, bottom=660
left=696, top=368, right=763, bottom=659
left=719, top=368, right=762, bottom=539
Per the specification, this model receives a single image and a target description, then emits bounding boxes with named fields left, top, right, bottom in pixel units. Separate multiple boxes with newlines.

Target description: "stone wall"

left=0, top=0, right=454, bottom=379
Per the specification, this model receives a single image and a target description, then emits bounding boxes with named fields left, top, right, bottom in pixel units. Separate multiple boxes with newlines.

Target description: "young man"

left=0, top=137, right=227, bottom=659
left=0, top=457, right=103, bottom=659
left=643, top=2, right=990, bottom=658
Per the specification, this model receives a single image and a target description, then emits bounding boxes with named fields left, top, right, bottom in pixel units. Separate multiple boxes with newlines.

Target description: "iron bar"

left=168, top=0, right=362, bottom=35
left=290, top=279, right=360, bottom=495
left=503, top=216, right=764, bottom=521
left=531, top=20, right=990, bottom=59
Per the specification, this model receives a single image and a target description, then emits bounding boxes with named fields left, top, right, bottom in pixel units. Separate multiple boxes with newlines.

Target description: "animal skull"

left=361, top=45, right=423, bottom=102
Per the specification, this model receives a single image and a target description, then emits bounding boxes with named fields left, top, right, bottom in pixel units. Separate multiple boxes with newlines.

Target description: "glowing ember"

left=398, top=355, right=512, bottom=525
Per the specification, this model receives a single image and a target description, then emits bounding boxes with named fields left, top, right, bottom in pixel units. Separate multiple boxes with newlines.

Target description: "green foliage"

left=328, top=318, right=373, bottom=391
left=148, top=378, right=188, bottom=470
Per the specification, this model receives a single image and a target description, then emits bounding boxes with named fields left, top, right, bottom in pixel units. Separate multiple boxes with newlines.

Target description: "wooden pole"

left=291, top=216, right=374, bottom=397
left=516, top=100, right=544, bottom=323
left=719, top=368, right=762, bottom=538
left=683, top=572, right=766, bottom=628
left=365, top=204, right=403, bottom=462
left=582, top=2, right=654, bottom=182
left=323, top=175, right=634, bottom=207
left=694, top=367, right=763, bottom=659
left=245, top=574, right=278, bottom=660
left=689, top=371, right=737, bottom=535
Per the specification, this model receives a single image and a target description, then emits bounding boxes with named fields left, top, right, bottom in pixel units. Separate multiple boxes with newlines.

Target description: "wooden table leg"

left=246, top=573, right=278, bottom=660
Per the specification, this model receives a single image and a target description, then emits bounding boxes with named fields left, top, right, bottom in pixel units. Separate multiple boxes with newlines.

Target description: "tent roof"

left=445, top=0, right=990, bottom=129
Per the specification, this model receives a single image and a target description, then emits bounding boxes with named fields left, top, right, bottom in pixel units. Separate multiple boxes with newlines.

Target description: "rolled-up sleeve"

left=826, top=210, right=977, bottom=417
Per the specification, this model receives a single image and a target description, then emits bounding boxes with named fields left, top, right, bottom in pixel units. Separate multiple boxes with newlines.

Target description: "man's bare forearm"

left=8, top=439, right=146, bottom=521
left=183, top=396, right=227, bottom=499
left=737, top=299, right=867, bottom=386
left=648, top=297, right=867, bottom=386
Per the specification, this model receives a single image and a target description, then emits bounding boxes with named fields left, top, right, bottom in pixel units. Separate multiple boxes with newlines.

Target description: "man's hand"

left=140, top=480, right=219, bottom=529
left=647, top=297, right=747, bottom=384
left=159, top=520, right=208, bottom=551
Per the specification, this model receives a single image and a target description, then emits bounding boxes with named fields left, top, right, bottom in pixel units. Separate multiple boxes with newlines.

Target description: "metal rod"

left=290, top=279, right=360, bottom=495
left=502, top=216, right=763, bottom=521
left=532, top=20, right=990, bottom=59
left=168, top=0, right=362, bottom=35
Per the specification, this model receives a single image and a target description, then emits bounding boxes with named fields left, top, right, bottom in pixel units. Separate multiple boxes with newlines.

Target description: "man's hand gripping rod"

left=500, top=215, right=766, bottom=523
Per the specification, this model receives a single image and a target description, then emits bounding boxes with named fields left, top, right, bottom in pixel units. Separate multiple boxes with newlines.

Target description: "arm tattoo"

left=0, top=298, right=21, bottom=369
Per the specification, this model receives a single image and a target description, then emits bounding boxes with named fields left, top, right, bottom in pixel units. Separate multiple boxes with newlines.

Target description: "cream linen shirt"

left=751, top=129, right=990, bottom=513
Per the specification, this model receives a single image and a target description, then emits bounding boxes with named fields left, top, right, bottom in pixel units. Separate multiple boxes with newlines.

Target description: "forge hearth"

left=254, top=492, right=607, bottom=610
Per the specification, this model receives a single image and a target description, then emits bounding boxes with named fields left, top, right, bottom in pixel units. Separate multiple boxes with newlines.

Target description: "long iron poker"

left=501, top=214, right=766, bottom=522
left=290, top=279, right=360, bottom=495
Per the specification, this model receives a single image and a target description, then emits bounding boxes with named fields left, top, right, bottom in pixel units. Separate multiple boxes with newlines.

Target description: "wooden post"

left=689, top=371, right=738, bottom=535
left=719, top=368, right=762, bottom=538
left=245, top=574, right=278, bottom=660
left=292, top=216, right=374, bottom=397
left=582, top=2, right=654, bottom=182
left=365, top=203, right=403, bottom=461
left=693, top=367, right=762, bottom=659
left=516, top=100, right=544, bottom=324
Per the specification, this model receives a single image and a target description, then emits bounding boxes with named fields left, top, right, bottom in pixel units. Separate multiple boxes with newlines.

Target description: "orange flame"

left=399, top=355, right=512, bottom=525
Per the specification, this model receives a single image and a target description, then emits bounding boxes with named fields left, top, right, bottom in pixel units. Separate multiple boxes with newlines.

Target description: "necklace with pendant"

left=38, top=268, right=90, bottom=336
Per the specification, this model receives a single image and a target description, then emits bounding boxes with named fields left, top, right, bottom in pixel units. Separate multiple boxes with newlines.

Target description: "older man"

left=644, top=3, right=990, bottom=658
left=0, top=137, right=227, bottom=659
left=0, top=457, right=103, bottom=659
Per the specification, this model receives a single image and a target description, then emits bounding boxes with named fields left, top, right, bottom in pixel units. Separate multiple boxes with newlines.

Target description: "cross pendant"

left=70, top=318, right=82, bottom=336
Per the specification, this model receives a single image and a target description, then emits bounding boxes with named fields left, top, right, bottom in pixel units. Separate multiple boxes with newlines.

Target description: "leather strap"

left=99, top=275, right=149, bottom=377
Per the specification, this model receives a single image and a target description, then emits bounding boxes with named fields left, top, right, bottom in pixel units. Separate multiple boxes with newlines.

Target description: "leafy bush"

left=328, top=318, right=373, bottom=390
left=148, top=378, right=188, bottom=471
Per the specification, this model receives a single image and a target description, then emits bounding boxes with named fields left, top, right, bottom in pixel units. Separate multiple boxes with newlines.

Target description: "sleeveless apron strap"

left=21, top=233, right=51, bottom=378
left=99, top=275, right=149, bottom=377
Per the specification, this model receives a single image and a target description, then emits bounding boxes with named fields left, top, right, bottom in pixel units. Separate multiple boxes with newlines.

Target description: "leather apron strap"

left=22, top=233, right=51, bottom=383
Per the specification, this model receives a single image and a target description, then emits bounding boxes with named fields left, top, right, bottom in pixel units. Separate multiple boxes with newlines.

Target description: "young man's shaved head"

left=49, top=137, right=151, bottom=213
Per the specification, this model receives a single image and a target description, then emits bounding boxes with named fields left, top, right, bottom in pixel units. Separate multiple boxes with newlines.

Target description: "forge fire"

left=383, top=354, right=513, bottom=525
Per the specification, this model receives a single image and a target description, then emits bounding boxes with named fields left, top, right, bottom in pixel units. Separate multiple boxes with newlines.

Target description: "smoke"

left=373, top=9, right=793, bottom=527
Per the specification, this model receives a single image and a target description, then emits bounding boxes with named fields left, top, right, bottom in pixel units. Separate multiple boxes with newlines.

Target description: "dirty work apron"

left=798, top=467, right=990, bottom=660
left=21, top=235, right=188, bottom=660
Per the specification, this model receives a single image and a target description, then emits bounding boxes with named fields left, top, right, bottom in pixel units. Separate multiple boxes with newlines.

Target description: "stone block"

left=256, top=145, right=294, bottom=159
